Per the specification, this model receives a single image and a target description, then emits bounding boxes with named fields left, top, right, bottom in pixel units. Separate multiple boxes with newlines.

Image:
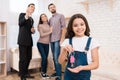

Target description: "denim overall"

left=64, top=37, right=92, bottom=80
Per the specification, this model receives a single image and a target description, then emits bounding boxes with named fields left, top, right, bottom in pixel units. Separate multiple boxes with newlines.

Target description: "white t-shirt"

left=61, top=36, right=100, bottom=64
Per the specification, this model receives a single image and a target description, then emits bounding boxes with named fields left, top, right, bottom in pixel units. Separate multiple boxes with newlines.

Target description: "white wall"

left=0, top=0, right=120, bottom=71
left=87, top=0, right=120, bottom=54
left=0, top=0, right=44, bottom=71
left=49, top=0, right=120, bottom=54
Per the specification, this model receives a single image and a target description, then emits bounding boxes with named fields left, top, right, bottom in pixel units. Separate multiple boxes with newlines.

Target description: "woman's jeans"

left=37, top=42, right=49, bottom=73
left=51, top=40, right=62, bottom=77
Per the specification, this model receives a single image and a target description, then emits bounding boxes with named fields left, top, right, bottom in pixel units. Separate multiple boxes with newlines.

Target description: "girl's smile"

left=72, top=18, right=86, bottom=37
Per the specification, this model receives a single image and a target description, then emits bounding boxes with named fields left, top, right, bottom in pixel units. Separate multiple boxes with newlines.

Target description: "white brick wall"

left=87, top=0, right=120, bottom=54
left=57, top=0, right=120, bottom=54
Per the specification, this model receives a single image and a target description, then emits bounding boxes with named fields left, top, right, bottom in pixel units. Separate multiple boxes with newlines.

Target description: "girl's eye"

left=81, top=23, right=84, bottom=26
left=73, top=24, right=78, bottom=27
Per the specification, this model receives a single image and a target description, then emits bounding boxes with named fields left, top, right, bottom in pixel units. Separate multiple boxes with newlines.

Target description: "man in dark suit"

left=17, top=3, right=35, bottom=80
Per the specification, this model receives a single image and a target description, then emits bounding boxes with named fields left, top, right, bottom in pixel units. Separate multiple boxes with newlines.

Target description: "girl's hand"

left=67, top=66, right=83, bottom=73
left=64, top=45, right=74, bottom=53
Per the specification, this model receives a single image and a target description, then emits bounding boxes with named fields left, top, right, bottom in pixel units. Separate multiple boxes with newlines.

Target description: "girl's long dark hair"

left=37, top=13, right=48, bottom=30
left=66, top=13, right=90, bottom=38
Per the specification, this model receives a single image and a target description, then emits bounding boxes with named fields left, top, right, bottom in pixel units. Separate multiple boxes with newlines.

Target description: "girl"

left=59, top=13, right=100, bottom=80
left=37, top=13, right=52, bottom=79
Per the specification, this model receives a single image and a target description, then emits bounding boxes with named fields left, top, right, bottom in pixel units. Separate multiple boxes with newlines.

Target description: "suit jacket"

left=17, top=13, right=34, bottom=46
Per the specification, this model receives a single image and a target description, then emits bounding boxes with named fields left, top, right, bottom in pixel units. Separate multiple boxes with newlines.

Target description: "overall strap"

left=69, top=38, right=74, bottom=55
left=69, top=38, right=72, bottom=45
left=85, top=37, right=92, bottom=51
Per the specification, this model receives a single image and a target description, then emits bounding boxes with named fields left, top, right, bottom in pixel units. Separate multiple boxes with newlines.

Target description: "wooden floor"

left=0, top=68, right=60, bottom=80
left=0, top=69, right=113, bottom=80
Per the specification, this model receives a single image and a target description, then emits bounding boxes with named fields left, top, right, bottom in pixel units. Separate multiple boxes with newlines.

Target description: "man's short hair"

left=48, top=3, right=55, bottom=9
left=28, top=3, right=35, bottom=7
